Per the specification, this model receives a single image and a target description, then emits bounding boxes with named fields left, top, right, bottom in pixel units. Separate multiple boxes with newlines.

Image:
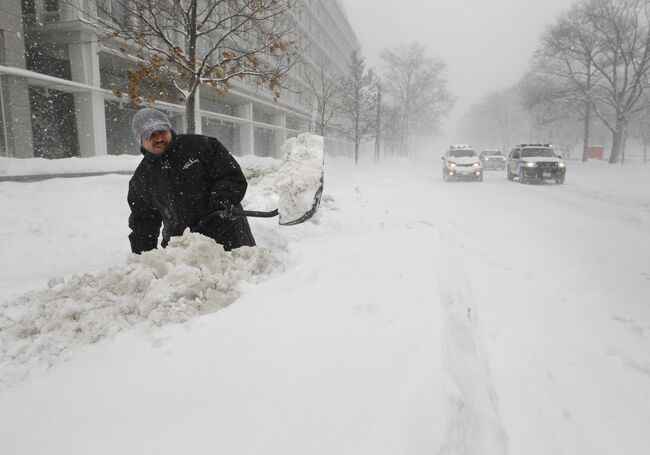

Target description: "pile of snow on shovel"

left=276, top=133, right=325, bottom=224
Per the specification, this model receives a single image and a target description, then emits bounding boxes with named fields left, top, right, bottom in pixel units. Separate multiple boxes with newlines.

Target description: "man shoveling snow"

left=128, top=108, right=256, bottom=254
left=128, top=108, right=325, bottom=253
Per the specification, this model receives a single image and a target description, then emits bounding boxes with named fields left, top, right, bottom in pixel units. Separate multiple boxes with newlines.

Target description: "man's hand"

left=216, top=202, right=236, bottom=221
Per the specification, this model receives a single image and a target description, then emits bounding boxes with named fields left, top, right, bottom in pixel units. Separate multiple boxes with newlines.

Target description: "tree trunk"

left=354, top=105, right=360, bottom=165
left=375, top=85, right=381, bottom=164
left=621, top=128, right=628, bottom=165
left=185, top=0, right=198, bottom=134
left=582, top=61, right=592, bottom=162
left=609, top=127, right=623, bottom=164
left=582, top=102, right=591, bottom=162
left=186, top=90, right=196, bottom=134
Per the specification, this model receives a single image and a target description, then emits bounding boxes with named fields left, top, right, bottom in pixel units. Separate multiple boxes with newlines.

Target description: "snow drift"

left=0, top=230, right=282, bottom=384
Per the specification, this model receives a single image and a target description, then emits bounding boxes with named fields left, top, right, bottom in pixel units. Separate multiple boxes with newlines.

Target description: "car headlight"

left=473, top=162, right=480, bottom=168
left=558, top=162, right=566, bottom=168
left=525, top=162, right=537, bottom=168
left=449, top=163, right=456, bottom=168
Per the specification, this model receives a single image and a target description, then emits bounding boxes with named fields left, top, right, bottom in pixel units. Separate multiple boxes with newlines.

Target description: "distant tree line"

left=308, top=42, right=454, bottom=163
left=459, top=0, right=650, bottom=164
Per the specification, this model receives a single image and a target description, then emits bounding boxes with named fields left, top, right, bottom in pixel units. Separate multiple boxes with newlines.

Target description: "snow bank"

left=0, top=154, right=141, bottom=176
left=276, top=133, right=325, bottom=224
left=0, top=230, right=282, bottom=384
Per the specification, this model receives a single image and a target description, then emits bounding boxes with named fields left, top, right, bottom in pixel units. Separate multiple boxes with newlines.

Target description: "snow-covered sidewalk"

left=0, top=155, right=141, bottom=177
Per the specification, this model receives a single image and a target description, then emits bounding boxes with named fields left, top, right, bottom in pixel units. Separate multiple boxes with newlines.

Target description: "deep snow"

left=0, top=154, right=649, bottom=455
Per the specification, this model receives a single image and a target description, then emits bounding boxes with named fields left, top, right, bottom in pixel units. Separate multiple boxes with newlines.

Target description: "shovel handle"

left=193, top=208, right=278, bottom=232
left=239, top=209, right=279, bottom=218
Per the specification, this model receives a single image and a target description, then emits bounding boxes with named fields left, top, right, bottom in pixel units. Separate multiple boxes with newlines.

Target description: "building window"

left=0, top=30, right=5, bottom=65
left=21, top=0, right=35, bottom=14
left=21, top=0, right=36, bottom=26
left=0, top=74, right=8, bottom=157
left=44, top=0, right=60, bottom=22
left=45, top=0, right=59, bottom=12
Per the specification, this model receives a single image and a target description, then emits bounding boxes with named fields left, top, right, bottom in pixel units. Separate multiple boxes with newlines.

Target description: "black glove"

left=215, top=201, right=236, bottom=221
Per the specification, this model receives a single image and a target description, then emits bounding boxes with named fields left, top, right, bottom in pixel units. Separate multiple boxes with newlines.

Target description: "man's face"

left=142, top=130, right=172, bottom=155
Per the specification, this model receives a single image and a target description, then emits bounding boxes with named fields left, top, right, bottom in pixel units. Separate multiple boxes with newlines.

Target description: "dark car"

left=506, top=144, right=566, bottom=184
left=479, top=150, right=506, bottom=170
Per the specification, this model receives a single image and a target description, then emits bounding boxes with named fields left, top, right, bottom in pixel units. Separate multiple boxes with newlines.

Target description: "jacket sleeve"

left=203, top=136, right=248, bottom=209
left=128, top=178, right=162, bottom=254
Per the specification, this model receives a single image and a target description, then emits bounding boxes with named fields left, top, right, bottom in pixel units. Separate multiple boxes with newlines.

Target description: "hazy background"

left=345, top=0, right=580, bottom=146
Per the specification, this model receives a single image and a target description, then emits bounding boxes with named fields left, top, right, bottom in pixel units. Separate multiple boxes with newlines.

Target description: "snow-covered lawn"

left=0, top=155, right=649, bottom=455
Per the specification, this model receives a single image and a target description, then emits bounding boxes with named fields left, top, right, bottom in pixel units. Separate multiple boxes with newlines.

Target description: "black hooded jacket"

left=128, top=133, right=255, bottom=254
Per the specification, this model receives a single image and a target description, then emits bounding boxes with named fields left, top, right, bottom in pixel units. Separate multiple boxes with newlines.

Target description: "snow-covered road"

left=1, top=157, right=649, bottom=454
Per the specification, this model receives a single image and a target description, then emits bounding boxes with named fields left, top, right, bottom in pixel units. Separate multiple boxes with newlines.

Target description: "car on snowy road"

left=442, top=144, right=483, bottom=182
left=479, top=150, right=506, bottom=170
left=506, top=144, right=566, bottom=184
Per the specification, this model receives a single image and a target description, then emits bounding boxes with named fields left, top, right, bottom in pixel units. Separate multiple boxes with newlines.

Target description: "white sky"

left=344, top=0, right=580, bottom=140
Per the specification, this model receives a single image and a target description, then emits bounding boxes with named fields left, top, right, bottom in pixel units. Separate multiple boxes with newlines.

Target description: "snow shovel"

left=192, top=173, right=323, bottom=232
left=194, top=133, right=325, bottom=231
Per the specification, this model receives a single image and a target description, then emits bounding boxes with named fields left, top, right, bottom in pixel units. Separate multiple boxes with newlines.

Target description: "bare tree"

left=380, top=43, right=454, bottom=156
left=520, top=74, right=586, bottom=157
left=587, top=0, right=650, bottom=163
left=536, top=0, right=650, bottom=163
left=533, top=2, right=601, bottom=161
left=81, top=0, right=297, bottom=133
left=337, top=50, right=377, bottom=164
left=300, top=55, right=341, bottom=136
left=628, top=95, right=650, bottom=163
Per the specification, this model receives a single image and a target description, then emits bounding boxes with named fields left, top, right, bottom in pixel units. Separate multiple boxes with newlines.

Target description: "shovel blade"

left=276, top=133, right=325, bottom=226
left=278, top=174, right=324, bottom=226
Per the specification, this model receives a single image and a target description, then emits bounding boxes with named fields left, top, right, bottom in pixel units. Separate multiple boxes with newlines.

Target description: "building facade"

left=0, top=0, right=359, bottom=159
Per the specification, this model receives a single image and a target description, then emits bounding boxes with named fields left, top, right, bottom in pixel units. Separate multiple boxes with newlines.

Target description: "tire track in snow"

left=435, top=226, right=509, bottom=455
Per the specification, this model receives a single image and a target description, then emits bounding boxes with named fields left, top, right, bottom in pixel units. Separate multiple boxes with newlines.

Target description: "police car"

left=441, top=144, right=483, bottom=182
left=506, top=144, right=566, bottom=184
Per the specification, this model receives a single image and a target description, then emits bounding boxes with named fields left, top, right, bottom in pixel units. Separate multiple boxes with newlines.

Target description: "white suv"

left=506, top=144, right=566, bottom=184
left=442, top=144, right=483, bottom=182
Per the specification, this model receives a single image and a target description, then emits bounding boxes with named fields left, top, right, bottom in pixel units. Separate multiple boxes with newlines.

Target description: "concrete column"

left=0, top=4, right=34, bottom=158
left=1, top=76, right=34, bottom=158
left=237, top=103, right=254, bottom=156
left=69, top=35, right=107, bottom=157
left=274, top=113, right=287, bottom=158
